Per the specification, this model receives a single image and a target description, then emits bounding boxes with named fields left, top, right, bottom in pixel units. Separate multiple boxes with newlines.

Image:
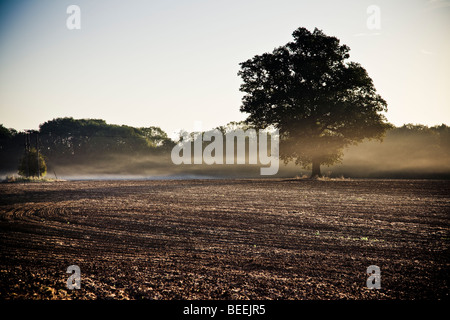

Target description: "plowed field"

left=0, top=179, right=448, bottom=300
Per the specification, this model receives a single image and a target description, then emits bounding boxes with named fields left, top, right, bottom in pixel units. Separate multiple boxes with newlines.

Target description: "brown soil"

left=0, top=179, right=448, bottom=300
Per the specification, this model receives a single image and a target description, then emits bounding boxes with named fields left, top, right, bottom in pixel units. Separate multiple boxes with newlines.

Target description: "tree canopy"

left=38, top=117, right=174, bottom=159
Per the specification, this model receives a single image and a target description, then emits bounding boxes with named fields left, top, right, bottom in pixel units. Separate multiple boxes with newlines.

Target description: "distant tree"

left=139, top=126, right=171, bottom=147
left=431, top=124, right=450, bottom=155
left=0, top=124, right=14, bottom=140
left=38, top=117, right=168, bottom=158
left=18, top=148, right=47, bottom=178
left=0, top=124, right=13, bottom=152
left=238, top=27, right=390, bottom=177
left=0, top=125, right=22, bottom=172
left=389, top=124, right=450, bottom=160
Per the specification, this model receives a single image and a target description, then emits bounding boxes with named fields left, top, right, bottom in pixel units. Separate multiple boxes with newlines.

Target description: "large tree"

left=238, top=27, right=390, bottom=177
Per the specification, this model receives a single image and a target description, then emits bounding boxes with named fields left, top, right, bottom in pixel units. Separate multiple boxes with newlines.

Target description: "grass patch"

left=317, top=175, right=351, bottom=181
left=2, top=175, right=65, bottom=183
left=292, top=174, right=351, bottom=181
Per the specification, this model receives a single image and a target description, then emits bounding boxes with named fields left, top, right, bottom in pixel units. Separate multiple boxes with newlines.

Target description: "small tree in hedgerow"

left=238, top=27, right=391, bottom=178
left=18, top=148, right=47, bottom=178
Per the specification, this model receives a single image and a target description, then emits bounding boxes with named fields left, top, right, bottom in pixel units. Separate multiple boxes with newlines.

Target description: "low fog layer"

left=37, top=130, right=450, bottom=179
left=1, top=122, right=449, bottom=180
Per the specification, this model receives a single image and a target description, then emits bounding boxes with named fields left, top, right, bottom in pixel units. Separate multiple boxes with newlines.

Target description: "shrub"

left=18, top=148, right=47, bottom=178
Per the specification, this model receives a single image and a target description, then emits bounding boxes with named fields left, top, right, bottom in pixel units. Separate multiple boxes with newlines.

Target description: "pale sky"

left=0, top=0, right=449, bottom=139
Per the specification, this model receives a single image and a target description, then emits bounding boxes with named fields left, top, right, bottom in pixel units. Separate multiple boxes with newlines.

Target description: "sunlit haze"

left=1, top=0, right=449, bottom=139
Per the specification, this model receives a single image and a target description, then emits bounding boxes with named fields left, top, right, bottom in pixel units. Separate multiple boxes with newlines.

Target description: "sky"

left=0, top=0, right=449, bottom=139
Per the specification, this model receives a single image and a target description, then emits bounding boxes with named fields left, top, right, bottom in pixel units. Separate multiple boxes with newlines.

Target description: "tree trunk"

left=311, top=159, right=321, bottom=178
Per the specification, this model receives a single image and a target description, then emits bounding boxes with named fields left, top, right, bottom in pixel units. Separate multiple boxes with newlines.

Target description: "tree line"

left=0, top=117, right=176, bottom=177
left=1, top=118, right=449, bottom=178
